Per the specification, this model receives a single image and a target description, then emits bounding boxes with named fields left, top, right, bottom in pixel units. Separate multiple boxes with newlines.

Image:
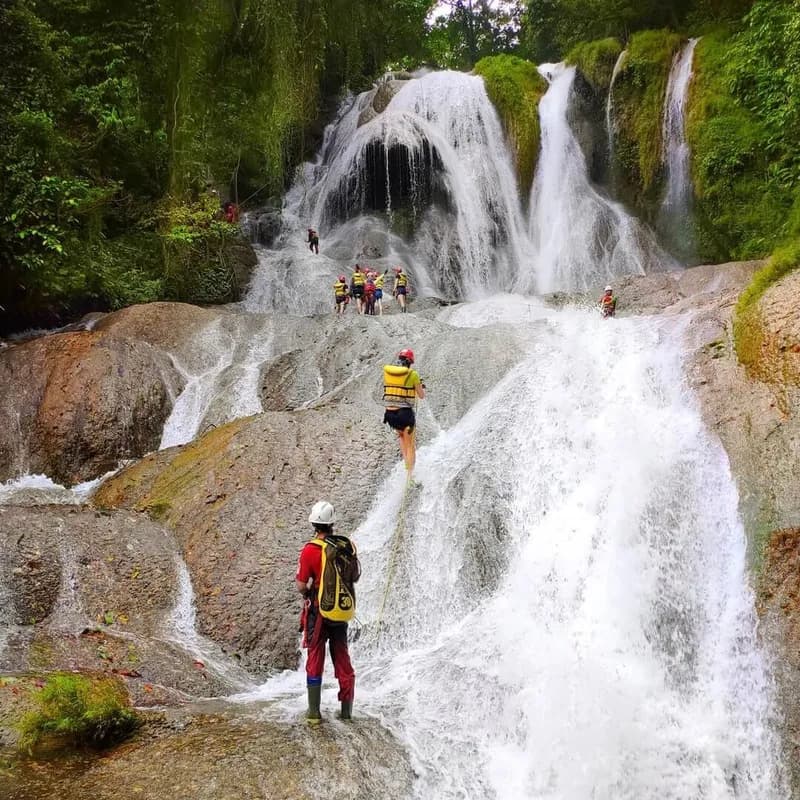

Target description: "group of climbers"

left=294, top=346, right=425, bottom=724
left=334, top=265, right=409, bottom=316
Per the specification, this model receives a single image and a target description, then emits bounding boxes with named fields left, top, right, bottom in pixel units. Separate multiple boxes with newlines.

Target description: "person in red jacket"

left=295, top=500, right=355, bottom=723
left=599, top=285, right=617, bottom=318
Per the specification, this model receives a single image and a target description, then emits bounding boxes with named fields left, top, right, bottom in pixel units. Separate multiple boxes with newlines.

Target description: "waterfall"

left=605, top=50, right=627, bottom=189
left=527, top=64, right=674, bottom=294
left=245, top=71, right=533, bottom=312
left=659, top=39, right=699, bottom=263
left=236, top=298, right=786, bottom=798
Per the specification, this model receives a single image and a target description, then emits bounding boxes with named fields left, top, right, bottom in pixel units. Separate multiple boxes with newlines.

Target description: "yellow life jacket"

left=334, top=280, right=347, bottom=298
left=395, top=272, right=408, bottom=288
left=383, top=364, right=417, bottom=407
left=352, top=270, right=365, bottom=286
left=375, top=273, right=384, bottom=289
left=308, top=535, right=359, bottom=622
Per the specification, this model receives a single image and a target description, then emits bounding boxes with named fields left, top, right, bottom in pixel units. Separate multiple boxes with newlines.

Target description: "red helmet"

left=398, top=348, right=414, bottom=364
left=338, top=275, right=346, bottom=282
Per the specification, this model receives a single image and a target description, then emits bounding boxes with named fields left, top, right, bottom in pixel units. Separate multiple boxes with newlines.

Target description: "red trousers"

left=305, top=606, right=355, bottom=702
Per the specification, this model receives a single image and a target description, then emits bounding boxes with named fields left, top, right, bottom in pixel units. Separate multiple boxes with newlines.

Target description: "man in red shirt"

left=295, top=500, right=356, bottom=723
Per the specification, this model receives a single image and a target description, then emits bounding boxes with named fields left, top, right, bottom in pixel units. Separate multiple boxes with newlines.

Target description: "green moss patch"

left=687, top=30, right=795, bottom=263
left=17, top=673, right=139, bottom=751
left=474, top=55, right=547, bottom=196
left=565, top=38, right=623, bottom=92
left=612, top=29, right=682, bottom=203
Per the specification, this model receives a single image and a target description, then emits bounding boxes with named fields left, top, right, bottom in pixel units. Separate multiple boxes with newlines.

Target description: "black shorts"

left=395, top=286, right=407, bottom=296
left=335, top=295, right=347, bottom=304
left=352, top=285, right=364, bottom=298
left=384, top=407, right=415, bottom=432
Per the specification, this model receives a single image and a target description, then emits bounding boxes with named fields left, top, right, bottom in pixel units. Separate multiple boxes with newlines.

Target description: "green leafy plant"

left=565, top=37, right=623, bottom=92
left=17, top=673, right=139, bottom=751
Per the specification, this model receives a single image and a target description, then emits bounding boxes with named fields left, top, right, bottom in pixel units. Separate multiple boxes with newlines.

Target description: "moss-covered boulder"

left=474, top=55, right=547, bottom=196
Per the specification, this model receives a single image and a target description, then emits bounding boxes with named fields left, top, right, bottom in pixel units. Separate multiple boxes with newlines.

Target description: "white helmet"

left=605, top=285, right=613, bottom=292
left=309, top=500, right=335, bottom=526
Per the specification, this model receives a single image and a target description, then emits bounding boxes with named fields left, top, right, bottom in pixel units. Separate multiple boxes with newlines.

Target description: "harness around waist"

left=383, top=364, right=416, bottom=407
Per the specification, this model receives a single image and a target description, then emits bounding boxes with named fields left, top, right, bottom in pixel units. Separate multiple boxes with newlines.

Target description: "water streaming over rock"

left=528, top=64, right=677, bottom=294
left=245, top=70, right=534, bottom=312
left=237, top=297, right=786, bottom=798
left=659, top=39, right=699, bottom=263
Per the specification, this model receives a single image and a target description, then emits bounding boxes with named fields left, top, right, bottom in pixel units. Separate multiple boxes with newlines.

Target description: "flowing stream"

left=658, top=39, right=699, bottom=262
left=605, top=49, right=627, bottom=191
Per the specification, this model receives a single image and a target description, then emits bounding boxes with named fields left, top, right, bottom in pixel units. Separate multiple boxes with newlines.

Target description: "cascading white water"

left=159, top=315, right=274, bottom=449
left=659, top=39, right=699, bottom=262
left=605, top=50, right=627, bottom=187
left=245, top=71, right=533, bottom=313
left=163, top=556, right=252, bottom=690
left=527, top=64, right=674, bottom=294
left=237, top=297, right=786, bottom=799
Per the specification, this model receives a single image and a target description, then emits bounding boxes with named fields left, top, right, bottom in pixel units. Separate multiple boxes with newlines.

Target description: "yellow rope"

left=371, top=402, right=418, bottom=640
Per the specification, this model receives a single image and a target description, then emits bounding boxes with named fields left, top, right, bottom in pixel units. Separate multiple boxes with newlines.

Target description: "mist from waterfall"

left=658, top=39, right=700, bottom=263
left=527, top=64, right=674, bottom=294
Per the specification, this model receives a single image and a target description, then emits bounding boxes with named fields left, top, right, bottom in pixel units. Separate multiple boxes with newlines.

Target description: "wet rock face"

left=1, top=710, right=414, bottom=800
left=0, top=506, right=231, bottom=700
left=93, top=404, right=397, bottom=675
left=0, top=331, right=177, bottom=485
left=759, top=528, right=800, bottom=793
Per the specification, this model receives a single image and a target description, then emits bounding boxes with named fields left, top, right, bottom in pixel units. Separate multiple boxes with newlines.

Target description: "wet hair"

left=399, top=357, right=412, bottom=367
left=312, top=523, right=333, bottom=534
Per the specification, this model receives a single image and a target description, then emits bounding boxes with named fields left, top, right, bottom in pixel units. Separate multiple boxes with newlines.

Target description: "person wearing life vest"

left=333, top=275, right=349, bottom=315
left=374, top=269, right=387, bottom=315
left=393, top=267, right=409, bottom=313
left=351, top=265, right=366, bottom=314
left=307, top=228, right=319, bottom=254
left=363, top=273, right=377, bottom=316
left=383, top=348, right=425, bottom=472
left=599, top=285, right=617, bottom=318
left=296, top=500, right=357, bottom=723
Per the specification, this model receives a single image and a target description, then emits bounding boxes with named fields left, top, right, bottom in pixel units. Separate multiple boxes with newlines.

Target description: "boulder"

left=0, top=330, right=178, bottom=485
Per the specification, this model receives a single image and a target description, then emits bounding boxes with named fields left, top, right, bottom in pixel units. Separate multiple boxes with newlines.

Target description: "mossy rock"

left=474, top=55, right=547, bottom=197
left=611, top=29, right=682, bottom=217
left=565, top=37, right=623, bottom=93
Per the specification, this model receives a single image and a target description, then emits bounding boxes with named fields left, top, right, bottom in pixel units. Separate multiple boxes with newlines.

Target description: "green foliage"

left=687, top=10, right=799, bottom=262
left=17, top=673, right=139, bottom=751
left=474, top=55, right=547, bottom=195
left=0, top=0, right=433, bottom=334
left=612, top=30, right=682, bottom=200
left=565, top=38, right=623, bottom=92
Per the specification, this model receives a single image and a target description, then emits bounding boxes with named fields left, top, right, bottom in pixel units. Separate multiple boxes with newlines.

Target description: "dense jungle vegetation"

left=1, top=0, right=798, bottom=334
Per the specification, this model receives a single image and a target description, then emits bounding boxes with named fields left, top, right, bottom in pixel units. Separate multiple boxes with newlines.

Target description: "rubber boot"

left=339, top=701, right=352, bottom=721
left=306, top=684, right=322, bottom=725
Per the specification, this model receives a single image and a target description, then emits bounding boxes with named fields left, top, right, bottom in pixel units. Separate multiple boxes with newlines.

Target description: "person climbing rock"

left=334, top=275, right=349, bottom=315
left=599, top=285, right=617, bottom=318
left=296, top=501, right=359, bottom=724
left=363, top=272, right=377, bottom=316
left=223, top=201, right=239, bottom=224
left=351, top=265, right=366, bottom=314
left=374, top=269, right=387, bottom=316
left=307, top=228, right=320, bottom=254
left=383, top=348, right=425, bottom=473
left=393, top=267, right=409, bottom=313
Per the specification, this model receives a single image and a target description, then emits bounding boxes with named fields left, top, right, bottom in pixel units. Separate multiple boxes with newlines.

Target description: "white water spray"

left=528, top=65, right=674, bottom=294
left=659, top=39, right=699, bottom=261
left=237, top=299, right=786, bottom=798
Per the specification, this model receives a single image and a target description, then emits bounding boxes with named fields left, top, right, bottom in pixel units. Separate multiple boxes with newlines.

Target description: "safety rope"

left=370, top=404, right=418, bottom=640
